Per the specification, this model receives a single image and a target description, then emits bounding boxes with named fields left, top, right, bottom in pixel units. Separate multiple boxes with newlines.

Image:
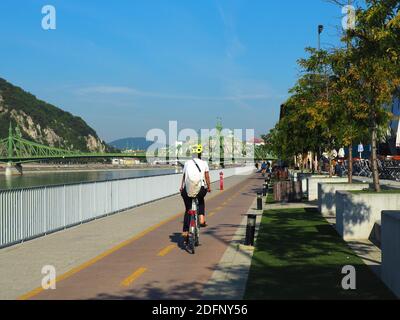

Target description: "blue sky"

left=0, top=0, right=346, bottom=142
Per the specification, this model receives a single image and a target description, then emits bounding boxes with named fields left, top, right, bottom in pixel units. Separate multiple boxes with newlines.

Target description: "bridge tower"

left=7, top=122, right=13, bottom=159
left=5, top=123, right=23, bottom=176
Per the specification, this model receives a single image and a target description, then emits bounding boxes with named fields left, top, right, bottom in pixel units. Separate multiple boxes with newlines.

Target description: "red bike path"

left=22, top=174, right=261, bottom=300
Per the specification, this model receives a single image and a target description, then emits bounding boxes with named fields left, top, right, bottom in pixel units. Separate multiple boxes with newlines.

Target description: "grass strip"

left=244, top=207, right=395, bottom=300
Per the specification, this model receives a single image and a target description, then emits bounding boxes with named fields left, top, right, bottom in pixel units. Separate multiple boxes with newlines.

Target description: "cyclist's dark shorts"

left=181, top=187, right=207, bottom=216
left=181, top=187, right=207, bottom=232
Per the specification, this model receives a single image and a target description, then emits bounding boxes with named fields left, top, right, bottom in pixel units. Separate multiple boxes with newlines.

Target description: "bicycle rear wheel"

left=195, top=230, right=199, bottom=247
left=195, top=217, right=200, bottom=247
left=188, top=233, right=195, bottom=254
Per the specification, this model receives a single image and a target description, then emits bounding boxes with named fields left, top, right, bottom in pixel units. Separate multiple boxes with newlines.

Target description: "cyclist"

left=261, top=161, right=267, bottom=176
left=180, top=144, right=211, bottom=244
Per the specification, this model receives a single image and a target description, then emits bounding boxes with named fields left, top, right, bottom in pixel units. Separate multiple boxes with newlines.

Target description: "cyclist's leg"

left=181, top=188, right=192, bottom=238
left=197, top=187, right=208, bottom=226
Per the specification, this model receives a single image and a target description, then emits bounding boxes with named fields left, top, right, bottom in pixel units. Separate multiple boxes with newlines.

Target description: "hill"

left=0, top=78, right=106, bottom=152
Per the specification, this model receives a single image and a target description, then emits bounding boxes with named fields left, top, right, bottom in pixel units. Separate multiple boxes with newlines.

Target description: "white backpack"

left=186, top=159, right=203, bottom=197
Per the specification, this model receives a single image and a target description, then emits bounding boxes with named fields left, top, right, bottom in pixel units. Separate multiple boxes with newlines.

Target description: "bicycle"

left=261, top=169, right=266, bottom=177
left=187, top=198, right=200, bottom=254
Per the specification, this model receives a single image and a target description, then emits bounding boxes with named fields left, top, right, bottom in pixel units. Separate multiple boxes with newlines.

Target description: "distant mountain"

left=109, top=137, right=157, bottom=151
left=0, top=77, right=107, bottom=152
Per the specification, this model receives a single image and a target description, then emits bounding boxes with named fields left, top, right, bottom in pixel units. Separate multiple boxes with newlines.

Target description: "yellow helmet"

left=191, top=144, right=203, bottom=154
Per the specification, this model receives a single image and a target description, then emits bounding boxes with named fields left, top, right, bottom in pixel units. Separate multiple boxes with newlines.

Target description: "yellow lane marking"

left=18, top=287, right=45, bottom=301
left=18, top=179, right=238, bottom=300
left=215, top=206, right=223, bottom=211
left=18, top=212, right=183, bottom=300
left=208, top=211, right=216, bottom=217
left=157, top=244, right=176, bottom=257
left=120, top=267, right=147, bottom=287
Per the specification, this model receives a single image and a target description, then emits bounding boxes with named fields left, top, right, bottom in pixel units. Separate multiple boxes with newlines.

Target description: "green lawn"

left=244, top=208, right=395, bottom=300
left=350, top=188, right=400, bottom=194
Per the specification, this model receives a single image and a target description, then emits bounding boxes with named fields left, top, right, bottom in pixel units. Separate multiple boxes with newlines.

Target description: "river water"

left=0, top=168, right=181, bottom=191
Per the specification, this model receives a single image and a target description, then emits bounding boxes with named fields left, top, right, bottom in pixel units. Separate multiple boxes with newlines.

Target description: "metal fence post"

left=79, top=184, right=82, bottom=223
left=63, top=185, right=66, bottom=228
left=20, top=189, right=23, bottom=242
left=44, top=187, right=47, bottom=234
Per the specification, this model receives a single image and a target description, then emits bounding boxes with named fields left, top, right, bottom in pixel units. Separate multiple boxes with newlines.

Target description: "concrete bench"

left=336, top=191, right=400, bottom=240
left=318, top=182, right=369, bottom=217
left=307, top=176, right=347, bottom=201
left=381, top=211, right=400, bottom=298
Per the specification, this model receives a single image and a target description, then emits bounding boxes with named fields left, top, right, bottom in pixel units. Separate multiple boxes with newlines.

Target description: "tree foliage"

left=265, top=0, right=400, bottom=190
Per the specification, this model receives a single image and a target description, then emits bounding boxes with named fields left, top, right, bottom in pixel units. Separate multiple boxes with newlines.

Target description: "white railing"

left=0, top=166, right=254, bottom=248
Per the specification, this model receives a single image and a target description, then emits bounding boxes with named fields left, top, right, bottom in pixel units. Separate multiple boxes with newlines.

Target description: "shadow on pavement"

left=90, top=263, right=251, bottom=300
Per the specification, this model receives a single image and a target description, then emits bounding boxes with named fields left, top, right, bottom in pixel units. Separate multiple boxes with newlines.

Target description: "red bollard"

left=219, top=172, right=224, bottom=190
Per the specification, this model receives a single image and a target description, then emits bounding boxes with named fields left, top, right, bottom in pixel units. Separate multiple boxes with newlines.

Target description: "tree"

left=343, top=0, right=400, bottom=191
left=266, top=1, right=400, bottom=187
left=329, top=48, right=370, bottom=183
left=297, top=48, right=339, bottom=176
left=271, top=48, right=348, bottom=175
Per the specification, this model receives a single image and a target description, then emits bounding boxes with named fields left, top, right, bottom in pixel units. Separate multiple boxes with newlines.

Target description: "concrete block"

left=307, top=176, right=347, bottom=201
left=381, top=211, right=400, bottom=298
left=297, top=173, right=325, bottom=196
left=336, top=191, right=400, bottom=240
left=318, top=182, right=369, bottom=217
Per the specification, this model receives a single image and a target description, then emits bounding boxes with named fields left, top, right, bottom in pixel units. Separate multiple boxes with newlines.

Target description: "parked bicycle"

left=343, top=158, right=400, bottom=181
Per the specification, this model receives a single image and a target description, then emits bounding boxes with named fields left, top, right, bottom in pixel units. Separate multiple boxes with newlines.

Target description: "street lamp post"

left=316, top=24, right=324, bottom=173
left=318, top=24, right=324, bottom=50
left=216, top=117, right=224, bottom=168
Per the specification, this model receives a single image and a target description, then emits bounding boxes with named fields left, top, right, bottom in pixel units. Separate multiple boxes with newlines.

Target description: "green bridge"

left=0, top=124, right=146, bottom=163
left=0, top=124, right=149, bottom=175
